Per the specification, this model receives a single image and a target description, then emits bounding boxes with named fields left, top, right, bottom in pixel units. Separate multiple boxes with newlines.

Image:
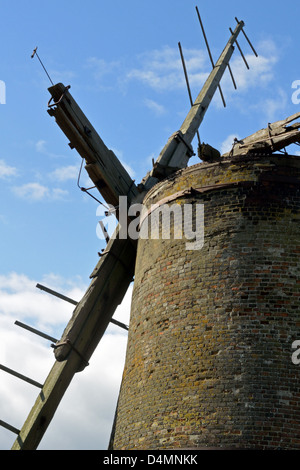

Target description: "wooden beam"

left=53, top=229, right=136, bottom=367
left=222, top=112, right=300, bottom=157
left=47, top=83, right=139, bottom=209
left=146, top=20, right=245, bottom=182
left=11, top=234, right=136, bottom=450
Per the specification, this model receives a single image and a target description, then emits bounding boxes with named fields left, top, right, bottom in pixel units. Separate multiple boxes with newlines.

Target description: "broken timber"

left=222, top=112, right=300, bottom=157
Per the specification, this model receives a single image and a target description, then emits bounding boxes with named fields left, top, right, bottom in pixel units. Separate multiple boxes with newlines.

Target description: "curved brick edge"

left=110, top=155, right=300, bottom=450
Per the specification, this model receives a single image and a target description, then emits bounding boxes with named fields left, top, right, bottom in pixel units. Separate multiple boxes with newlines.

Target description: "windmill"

left=0, top=11, right=266, bottom=449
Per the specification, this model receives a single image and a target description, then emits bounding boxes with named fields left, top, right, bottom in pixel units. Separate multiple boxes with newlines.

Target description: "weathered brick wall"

left=110, top=155, right=300, bottom=450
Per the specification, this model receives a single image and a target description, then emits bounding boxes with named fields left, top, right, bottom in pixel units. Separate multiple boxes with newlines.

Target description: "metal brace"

left=51, top=339, right=89, bottom=368
left=229, top=137, right=241, bottom=156
left=173, top=131, right=195, bottom=157
left=48, top=85, right=71, bottom=108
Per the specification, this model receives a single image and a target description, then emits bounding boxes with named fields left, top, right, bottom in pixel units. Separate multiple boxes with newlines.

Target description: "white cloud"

left=0, top=272, right=132, bottom=450
left=86, top=47, right=208, bottom=94
left=0, top=271, right=80, bottom=451
left=12, top=182, right=50, bottom=201
left=220, top=134, right=241, bottom=155
left=127, top=46, right=208, bottom=92
left=86, top=57, right=121, bottom=78
left=35, top=140, right=47, bottom=154
left=144, top=98, right=167, bottom=116
left=50, top=165, right=79, bottom=182
left=251, top=87, right=289, bottom=123
left=86, top=57, right=121, bottom=91
left=51, top=188, right=69, bottom=200
left=0, top=272, right=77, bottom=332
left=0, top=160, right=17, bottom=179
left=12, top=183, right=69, bottom=202
left=51, top=160, right=94, bottom=189
left=216, top=39, right=280, bottom=111
left=49, top=153, right=133, bottom=187
left=49, top=69, right=76, bottom=85
left=125, top=39, right=280, bottom=119
left=35, top=139, right=68, bottom=160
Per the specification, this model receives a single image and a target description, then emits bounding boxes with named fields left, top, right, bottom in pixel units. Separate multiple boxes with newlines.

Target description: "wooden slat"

left=14, top=321, right=58, bottom=344
left=11, top=353, right=82, bottom=450
left=146, top=20, right=245, bottom=182
left=0, top=364, right=43, bottom=389
left=0, top=420, right=20, bottom=436
left=11, top=234, right=136, bottom=450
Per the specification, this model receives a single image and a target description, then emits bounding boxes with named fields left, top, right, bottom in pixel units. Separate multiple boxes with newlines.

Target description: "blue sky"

left=0, top=0, right=300, bottom=450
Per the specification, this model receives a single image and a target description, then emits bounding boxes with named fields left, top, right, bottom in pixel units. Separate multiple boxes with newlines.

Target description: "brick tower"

left=110, top=154, right=300, bottom=450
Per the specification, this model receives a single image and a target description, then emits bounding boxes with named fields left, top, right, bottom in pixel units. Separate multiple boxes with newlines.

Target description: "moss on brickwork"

left=111, top=155, right=300, bottom=450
